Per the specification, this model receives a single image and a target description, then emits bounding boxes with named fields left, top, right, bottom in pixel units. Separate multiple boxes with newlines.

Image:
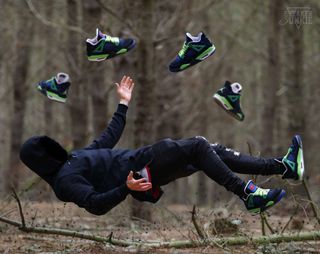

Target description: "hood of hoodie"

left=20, top=136, right=68, bottom=186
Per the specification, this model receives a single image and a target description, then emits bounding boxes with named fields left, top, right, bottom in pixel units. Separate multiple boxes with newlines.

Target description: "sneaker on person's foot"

left=281, top=135, right=304, bottom=181
left=243, top=180, right=286, bottom=214
left=169, top=32, right=215, bottom=72
left=86, top=28, right=136, bottom=61
left=37, top=73, right=70, bottom=103
left=213, top=81, right=245, bottom=121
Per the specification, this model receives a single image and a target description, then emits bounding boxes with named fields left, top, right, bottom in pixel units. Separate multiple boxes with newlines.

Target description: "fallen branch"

left=1, top=216, right=319, bottom=248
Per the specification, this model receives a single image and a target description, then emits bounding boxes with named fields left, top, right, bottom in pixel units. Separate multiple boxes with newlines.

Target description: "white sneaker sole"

left=197, top=46, right=216, bottom=61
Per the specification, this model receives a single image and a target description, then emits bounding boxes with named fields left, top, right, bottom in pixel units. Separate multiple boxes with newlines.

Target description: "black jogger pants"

left=149, top=136, right=284, bottom=198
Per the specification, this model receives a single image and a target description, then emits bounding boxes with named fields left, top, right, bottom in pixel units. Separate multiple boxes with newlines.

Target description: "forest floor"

left=0, top=200, right=319, bottom=254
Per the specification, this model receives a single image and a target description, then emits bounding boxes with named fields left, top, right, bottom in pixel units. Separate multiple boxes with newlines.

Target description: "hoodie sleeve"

left=85, top=104, right=128, bottom=150
left=58, top=175, right=130, bottom=216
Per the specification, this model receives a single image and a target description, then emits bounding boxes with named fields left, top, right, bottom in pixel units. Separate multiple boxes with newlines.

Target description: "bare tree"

left=66, top=0, right=89, bottom=148
left=131, top=0, right=156, bottom=220
left=284, top=8, right=305, bottom=137
left=5, top=3, right=34, bottom=192
left=260, top=0, right=282, bottom=156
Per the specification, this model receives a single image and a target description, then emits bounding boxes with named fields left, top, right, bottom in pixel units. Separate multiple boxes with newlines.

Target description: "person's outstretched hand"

left=126, top=171, right=152, bottom=191
left=116, top=75, right=134, bottom=106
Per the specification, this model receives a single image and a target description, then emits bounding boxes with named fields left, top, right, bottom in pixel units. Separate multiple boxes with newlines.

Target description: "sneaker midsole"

left=46, top=91, right=66, bottom=103
left=196, top=45, right=216, bottom=60
left=297, top=147, right=304, bottom=180
left=88, top=54, right=109, bottom=61
left=213, top=93, right=233, bottom=110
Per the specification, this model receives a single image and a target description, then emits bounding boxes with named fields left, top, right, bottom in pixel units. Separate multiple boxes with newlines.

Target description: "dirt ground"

left=0, top=200, right=319, bottom=254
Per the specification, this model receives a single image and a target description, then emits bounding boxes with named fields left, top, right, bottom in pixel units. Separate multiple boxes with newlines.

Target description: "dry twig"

left=25, top=0, right=87, bottom=35
left=191, top=205, right=206, bottom=239
left=11, top=188, right=26, bottom=228
left=302, top=178, right=320, bottom=225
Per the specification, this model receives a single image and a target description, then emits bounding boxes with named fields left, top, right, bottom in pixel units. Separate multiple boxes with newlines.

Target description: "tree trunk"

left=67, top=0, right=89, bottom=149
left=284, top=9, right=305, bottom=137
left=83, top=0, right=108, bottom=137
left=260, top=0, right=282, bottom=156
left=5, top=10, right=33, bottom=192
left=131, top=0, right=155, bottom=220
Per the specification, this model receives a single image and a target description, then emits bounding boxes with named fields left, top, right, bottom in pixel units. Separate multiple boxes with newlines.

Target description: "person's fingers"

left=121, top=76, right=126, bottom=85
left=139, top=182, right=152, bottom=187
left=130, top=83, right=135, bottom=91
left=138, top=185, right=151, bottom=190
left=127, top=171, right=133, bottom=180
left=139, top=184, right=152, bottom=191
left=125, top=76, right=130, bottom=86
left=134, top=178, right=147, bottom=183
left=129, top=78, right=133, bottom=88
left=115, top=83, right=120, bottom=88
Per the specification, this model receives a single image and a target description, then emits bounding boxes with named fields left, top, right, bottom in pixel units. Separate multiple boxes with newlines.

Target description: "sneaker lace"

left=105, top=35, right=119, bottom=45
left=178, top=43, right=189, bottom=57
left=253, top=188, right=269, bottom=198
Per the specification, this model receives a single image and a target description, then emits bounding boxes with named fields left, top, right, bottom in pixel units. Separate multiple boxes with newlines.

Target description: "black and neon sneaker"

left=213, top=81, right=245, bottom=121
left=169, top=32, right=215, bottom=72
left=37, top=73, right=70, bottom=103
left=243, top=180, right=286, bottom=214
left=282, top=135, right=304, bottom=181
left=86, top=28, right=136, bottom=61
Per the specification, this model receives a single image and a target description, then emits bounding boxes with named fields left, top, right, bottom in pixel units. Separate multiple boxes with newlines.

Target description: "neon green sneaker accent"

left=46, top=91, right=66, bottom=103
left=93, top=40, right=106, bottom=53
left=45, top=78, right=57, bottom=90
left=116, top=48, right=127, bottom=54
left=195, top=45, right=215, bottom=60
left=213, top=93, right=233, bottom=110
left=228, top=95, right=240, bottom=102
left=297, top=147, right=304, bottom=180
left=105, top=35, right=119, bottom=45
left=246, top=188, right=270, bottom=213
left=88, top=54, right=109, bottom=60
left=180, top=63, right=190, bottom=70
left=178, top=43, right=188, bottom=58
left=252, top=188, right=269, bottom=198
left=283, top=152, right=296, bottom=171
left=266, top=201, right=274, bottom=207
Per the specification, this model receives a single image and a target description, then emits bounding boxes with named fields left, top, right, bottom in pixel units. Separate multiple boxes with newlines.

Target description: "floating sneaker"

left=282, top=135, right=304, bottom=181
left=37, top=73, right=70, bottom=103
left=213, top=81, right=245, bottom=121
left=169, top=32, right=215, bottom=72
left=243, top=180, right=286, bottom=214
left=86, top=28, right=136, bottom=61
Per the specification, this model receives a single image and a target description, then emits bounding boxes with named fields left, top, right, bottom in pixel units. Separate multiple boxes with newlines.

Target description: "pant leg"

left=210, top=143, right=285, bottom=175
left=149, top=137, right=246, bottom=197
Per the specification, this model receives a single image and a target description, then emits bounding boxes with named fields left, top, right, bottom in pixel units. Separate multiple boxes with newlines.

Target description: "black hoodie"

left=20, top=104, right=162, bottom=215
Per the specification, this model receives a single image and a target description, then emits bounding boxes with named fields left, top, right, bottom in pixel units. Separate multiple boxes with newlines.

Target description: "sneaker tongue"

left=55, top=73, right=70, bottom=85
left=96, top=28, right=106, bottom=40
left=185, top=33, right=193, bottom=43
left=185, top=32, right=203, bottom=43
left=231, top=83, right=242, bottom=94
left=245, top=181, right=257, bottom=194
